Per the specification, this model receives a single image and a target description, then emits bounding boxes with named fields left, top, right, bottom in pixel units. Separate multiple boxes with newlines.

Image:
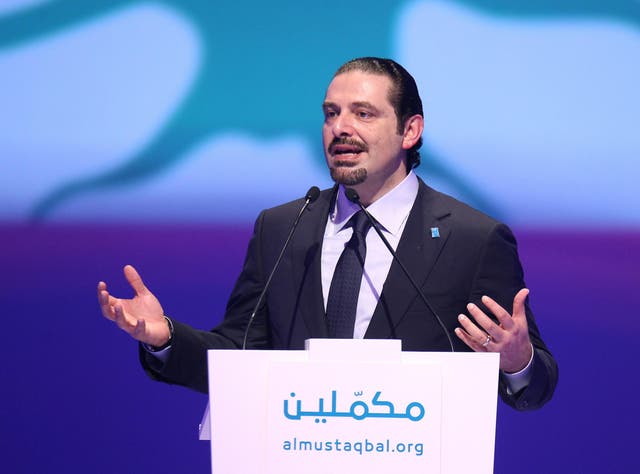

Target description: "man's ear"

left=402, top=114, right=424, bottom=150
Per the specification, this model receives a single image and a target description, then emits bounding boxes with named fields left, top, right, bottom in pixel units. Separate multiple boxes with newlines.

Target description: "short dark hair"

left=334, top=57, right=423, bottom=169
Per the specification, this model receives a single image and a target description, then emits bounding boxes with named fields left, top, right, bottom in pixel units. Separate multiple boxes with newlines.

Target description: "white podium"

left=200, top=339, right=499, bottom=473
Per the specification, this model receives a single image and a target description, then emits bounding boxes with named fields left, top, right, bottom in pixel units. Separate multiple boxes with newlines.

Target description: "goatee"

left=329, top=165, right=367, bottom=185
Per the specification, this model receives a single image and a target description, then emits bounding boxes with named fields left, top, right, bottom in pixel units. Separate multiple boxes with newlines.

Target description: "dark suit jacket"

left=142, top=179, right=558, bottom=410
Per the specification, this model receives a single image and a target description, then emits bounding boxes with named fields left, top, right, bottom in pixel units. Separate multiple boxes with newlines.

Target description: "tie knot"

left=349, top=210, right=372, bottom=237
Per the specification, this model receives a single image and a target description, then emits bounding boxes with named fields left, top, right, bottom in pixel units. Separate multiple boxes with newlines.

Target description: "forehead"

left=324, top=70, right=393, bottom=107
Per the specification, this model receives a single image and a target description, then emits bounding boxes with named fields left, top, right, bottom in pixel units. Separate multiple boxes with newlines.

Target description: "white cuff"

left=502, top=343, right=534, bottom=395
left=144, top=344, right=171, bottom=362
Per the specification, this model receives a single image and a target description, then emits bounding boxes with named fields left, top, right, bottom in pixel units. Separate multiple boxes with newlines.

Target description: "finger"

left=97, top=284, right=116, bottom=321
left=98, top=292, right=114, bottom=320
left=457, top=313, right=491, bottom=346
left=97, top=281, right=108, bottom=307
left=480, top=294, right=515, bottom=331
left=132, top=318, right=146, bottom=340
left=123, top=265, right=148, bottom=296
left=466, top=303, right=504, bottom=342
left=454, top=326, right=487, bottom=352
left=511, top=288, right=530, bottom=322
left=98, top=292, right=124, bottom=322
left=114, top=307, right=149, bottom=343
left=113, top=304, right=136, bottom=333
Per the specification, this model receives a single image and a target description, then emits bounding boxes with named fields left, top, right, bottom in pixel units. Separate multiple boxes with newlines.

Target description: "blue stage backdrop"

left=1, top=1, right=638, bottom=472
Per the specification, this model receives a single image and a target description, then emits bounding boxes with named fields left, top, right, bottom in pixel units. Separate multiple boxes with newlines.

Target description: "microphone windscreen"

left=306, top=186, right=321, bottom=203
left=345, top=188, right=360, bottom=203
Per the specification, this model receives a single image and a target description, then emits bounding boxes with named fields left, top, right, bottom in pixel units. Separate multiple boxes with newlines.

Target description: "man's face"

left=322, top=71, right=414, bottom=199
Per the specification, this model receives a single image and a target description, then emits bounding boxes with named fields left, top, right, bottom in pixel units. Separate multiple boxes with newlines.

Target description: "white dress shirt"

left=320, top=171, right=531, bottom=392
left=321, top=171, right=419, bottom=339
left=152, top=170, right=532, bottom=392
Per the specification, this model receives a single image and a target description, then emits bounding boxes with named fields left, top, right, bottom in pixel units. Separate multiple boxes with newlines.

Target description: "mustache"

left=327, top=137, right=368, bottom=155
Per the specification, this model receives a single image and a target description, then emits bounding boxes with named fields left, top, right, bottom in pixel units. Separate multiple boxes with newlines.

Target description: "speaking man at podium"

left=98, top=57, right=557, bottom=411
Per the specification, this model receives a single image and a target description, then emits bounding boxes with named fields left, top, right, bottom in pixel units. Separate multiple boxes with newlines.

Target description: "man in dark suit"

left=98, top=57, right=557, bottom=411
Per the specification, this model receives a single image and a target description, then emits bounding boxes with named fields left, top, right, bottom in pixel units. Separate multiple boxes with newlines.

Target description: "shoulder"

left=260, top=186, right=336, bottom=220
left=418, top=180, right=503, bottom=229
left=415, top=179, right=519, bottom=254
left=251, top=186, right=336, bottom=233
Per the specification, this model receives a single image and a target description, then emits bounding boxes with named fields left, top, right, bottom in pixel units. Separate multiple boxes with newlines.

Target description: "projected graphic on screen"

left=1, top=0, right=638, bottom=226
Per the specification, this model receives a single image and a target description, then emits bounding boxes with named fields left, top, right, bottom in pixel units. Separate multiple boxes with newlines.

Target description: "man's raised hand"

left=97, top=265, right=170, bottom=347
left=455, top=288, right=533, bottom=373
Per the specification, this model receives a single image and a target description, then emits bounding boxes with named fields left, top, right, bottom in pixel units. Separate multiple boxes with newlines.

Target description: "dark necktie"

left=326, top=210, right=373, bottom=338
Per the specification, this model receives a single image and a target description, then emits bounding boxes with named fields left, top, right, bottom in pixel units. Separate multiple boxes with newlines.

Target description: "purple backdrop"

left=1, top=224, right=638, bottom=473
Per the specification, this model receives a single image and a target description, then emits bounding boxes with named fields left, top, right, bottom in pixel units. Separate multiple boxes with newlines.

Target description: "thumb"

left=512, top=288, right=530, bottom=320
left=123, top=264, right=149, bottom=295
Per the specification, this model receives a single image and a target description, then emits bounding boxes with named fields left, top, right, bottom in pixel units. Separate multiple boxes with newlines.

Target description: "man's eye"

left=324, top=110, right=337, bottom=119
left=358, top=111, right=372, bottom=119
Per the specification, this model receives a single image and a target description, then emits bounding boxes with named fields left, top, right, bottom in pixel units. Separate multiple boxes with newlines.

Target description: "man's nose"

left=333, top=113, right=355, bottom=136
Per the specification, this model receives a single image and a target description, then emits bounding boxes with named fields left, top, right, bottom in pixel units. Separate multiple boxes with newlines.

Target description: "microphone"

left=242, top=186, right=320, bottom=349
left=344, top=188, right=455, bottom=352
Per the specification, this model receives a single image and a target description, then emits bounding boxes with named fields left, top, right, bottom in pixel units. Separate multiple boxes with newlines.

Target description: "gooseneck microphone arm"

left=345, top=188, right=455, bottom=352
left=242, top=186, right=321, bottom=350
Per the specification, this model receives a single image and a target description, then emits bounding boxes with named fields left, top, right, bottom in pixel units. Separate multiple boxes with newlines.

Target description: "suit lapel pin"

left=430, top=227, right=440, bottom=238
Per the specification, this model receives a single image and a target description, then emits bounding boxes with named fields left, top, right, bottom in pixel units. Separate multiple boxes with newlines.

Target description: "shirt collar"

left=329, top=171, right=419, bottom=235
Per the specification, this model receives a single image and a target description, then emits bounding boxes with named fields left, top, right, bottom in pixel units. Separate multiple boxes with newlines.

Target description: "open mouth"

left=332, top=146, right=363, bottom=156
left=329, top=139, right=367, bottom=157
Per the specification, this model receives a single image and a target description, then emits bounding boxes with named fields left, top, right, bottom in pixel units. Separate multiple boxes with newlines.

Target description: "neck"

left=350, top=170, right=410, bottom=207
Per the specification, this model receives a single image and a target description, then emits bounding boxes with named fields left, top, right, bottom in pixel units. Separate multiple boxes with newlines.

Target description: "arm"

left=103, top=212, right=272, bottom=393
left=455, top=224, right=558, bottom=410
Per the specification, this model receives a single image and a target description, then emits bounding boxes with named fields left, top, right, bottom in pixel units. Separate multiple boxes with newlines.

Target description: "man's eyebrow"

left=322, top=101, right=380, bottom=112
left=351, top=101, right=376, bottom=109
left=351, top=101, right=382, bottom=114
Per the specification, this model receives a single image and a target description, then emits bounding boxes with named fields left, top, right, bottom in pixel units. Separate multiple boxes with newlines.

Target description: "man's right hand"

left=97, top=265, right=170, bottom=347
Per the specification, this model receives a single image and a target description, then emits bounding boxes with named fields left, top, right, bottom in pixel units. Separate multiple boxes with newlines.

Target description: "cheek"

left=322, top=128, right=333, bottom=160
left=322, top=126, right=331, bottom=146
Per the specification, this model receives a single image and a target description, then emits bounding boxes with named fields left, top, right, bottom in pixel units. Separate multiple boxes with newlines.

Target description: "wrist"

left=504, top=343, right=534, bottom=375
left=146, top=316, right=174, bottom=352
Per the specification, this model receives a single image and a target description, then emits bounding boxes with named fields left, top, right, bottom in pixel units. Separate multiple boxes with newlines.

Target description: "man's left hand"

left=455, top=288, right=533, bottom=373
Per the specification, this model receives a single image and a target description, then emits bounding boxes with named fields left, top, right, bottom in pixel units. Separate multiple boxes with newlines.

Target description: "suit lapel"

left=365, top=181, right=451, bottom=339
left=290, top=187, right=337, bottom=338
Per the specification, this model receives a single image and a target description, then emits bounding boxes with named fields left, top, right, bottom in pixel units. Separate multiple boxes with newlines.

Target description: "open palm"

left=97, top=265, right=170, bottom=347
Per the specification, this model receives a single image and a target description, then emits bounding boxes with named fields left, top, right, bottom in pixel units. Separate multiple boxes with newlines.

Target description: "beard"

left=326, top=137, right=369, bottom=185
left=329, top=162, right=367, bottom=185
